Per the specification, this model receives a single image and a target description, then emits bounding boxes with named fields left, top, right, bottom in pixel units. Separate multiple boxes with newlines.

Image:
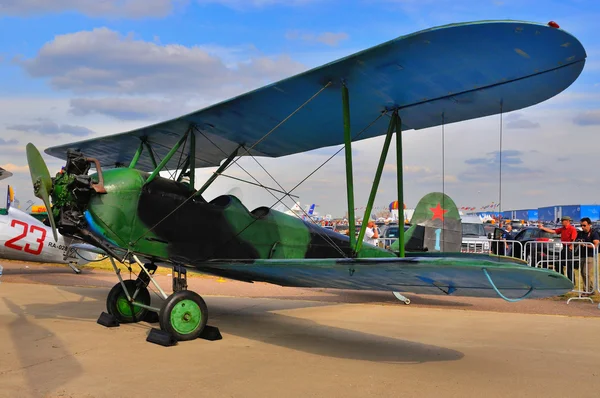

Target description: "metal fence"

left=373, top=237, right=599, bottom=301
left=522, top=241, right=597, bottom=302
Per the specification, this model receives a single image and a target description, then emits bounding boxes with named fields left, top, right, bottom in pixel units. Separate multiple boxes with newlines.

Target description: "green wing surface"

left=192, top=254, right=572, bottom=300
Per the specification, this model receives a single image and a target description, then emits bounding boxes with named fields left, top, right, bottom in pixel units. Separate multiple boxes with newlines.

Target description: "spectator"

left=539, top=216, right=577, bottom=247
left=364, top=220, right=379, bottom=245
left=539, top=216, right=578, bottom=278
left=502, top=224, right=515, bottom=256
left=576, top=217, right=599, bottom=294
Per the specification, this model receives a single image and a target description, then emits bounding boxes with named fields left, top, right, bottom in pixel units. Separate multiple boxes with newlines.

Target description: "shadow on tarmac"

left=14, top=286, right=464, bottom=364
left=1, top=297, right=83, bottom=397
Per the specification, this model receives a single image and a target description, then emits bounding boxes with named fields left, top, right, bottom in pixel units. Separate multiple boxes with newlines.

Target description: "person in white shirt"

left=364, top=220, right=379, bottom=246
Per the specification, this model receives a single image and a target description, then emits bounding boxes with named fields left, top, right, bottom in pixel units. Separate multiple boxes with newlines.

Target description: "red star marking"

left=429, top=203, right=448, bottom=221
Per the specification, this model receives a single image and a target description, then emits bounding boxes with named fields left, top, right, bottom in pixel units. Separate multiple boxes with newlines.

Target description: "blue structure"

left=581, top=205, right=600, bottom=220
left=503, top=205, right=600, bottom=222
left=512, top=209, right=538, bottom=221
left=560, top=205, right=580, bottom=221
left=538, top=206, right=556, bottom=222
left=527, top=210, right=539, bottom=221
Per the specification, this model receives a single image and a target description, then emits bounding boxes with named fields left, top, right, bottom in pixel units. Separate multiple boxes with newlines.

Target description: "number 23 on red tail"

left=4, top=220, right=47, bottom=255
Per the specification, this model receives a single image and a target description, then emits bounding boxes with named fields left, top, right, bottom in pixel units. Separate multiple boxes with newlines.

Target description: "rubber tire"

left=159, top=291, right=208, bottom=341
left=106, top=280, right=151, bottom=324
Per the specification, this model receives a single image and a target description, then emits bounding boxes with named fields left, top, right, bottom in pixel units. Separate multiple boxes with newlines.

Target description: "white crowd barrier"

left=372, top=236, right=599, bottom=300
left=522, top=241, right=597, bottom=302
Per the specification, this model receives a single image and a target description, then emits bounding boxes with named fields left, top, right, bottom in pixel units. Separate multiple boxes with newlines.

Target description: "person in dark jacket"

left=577, top=217, right=599, bottom=294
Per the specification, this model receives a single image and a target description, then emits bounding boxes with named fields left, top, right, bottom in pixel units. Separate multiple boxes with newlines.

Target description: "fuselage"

left=0, top=207, right=91, bottom=265
left=75, top=168, right=394, bottom=265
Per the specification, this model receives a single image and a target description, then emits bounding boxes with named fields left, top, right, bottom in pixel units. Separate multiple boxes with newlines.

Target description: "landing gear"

left=67, top=262, right=82, bottom=274
left=106, top=279, right=151, bottom=323
left=100, top=255, right=218, bottom=344
left=393, top=291, right=411, bottom=305
left=159, top=290, right=208, bottom=341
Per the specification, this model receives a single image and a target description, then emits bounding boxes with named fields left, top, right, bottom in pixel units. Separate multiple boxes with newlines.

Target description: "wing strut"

left=145, top=126, right=193, bottom=185
left=129, top=141, right=144, bottom=168
left=196, top=146, right=239, bottom=195
left=341, top=83, right=356, bottom=253
left=395, top=112, right=405, bottom=257
left=355, top=111, right=397, bottom=252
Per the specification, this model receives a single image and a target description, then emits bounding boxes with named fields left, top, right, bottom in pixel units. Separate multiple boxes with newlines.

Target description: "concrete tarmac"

left=1, top=263, right=600, bottom=397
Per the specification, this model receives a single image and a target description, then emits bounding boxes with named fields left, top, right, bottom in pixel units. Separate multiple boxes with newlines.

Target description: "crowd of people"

left=496, top=216, right=600, bottom=294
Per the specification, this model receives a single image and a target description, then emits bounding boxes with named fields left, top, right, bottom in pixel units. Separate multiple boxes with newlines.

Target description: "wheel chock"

left=143, top=311, right=159, bottom=323
left=146, top=328, right=177, bottom=347
left=200, top=325, right=222, bottom=341
left=97, top=312, right=120, bottom=328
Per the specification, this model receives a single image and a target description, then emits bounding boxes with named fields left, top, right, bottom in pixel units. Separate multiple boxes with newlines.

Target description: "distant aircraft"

left=0, top=179, right=95, bottom=273
left=283, top=202, right=318, bottom=220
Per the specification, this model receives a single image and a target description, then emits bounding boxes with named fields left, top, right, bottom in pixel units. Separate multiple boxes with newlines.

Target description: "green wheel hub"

left=116, top=296, right=143, bottom=317
left=107, top=280, right=150, bottom=323
left=170, top=299, right=202, bottom=335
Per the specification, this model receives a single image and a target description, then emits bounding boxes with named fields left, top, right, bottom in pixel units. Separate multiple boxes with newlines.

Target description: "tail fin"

left=391, top=192, right=462, bottom=253
left=6, top=185, right=14, bottom=211
left=307, top=204, right=316, bottom=216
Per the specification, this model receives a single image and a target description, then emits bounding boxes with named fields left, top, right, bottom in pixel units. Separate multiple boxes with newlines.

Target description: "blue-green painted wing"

left=193, top=254, right=572, bottom=300
left=44, top=21, right=586, bottom=171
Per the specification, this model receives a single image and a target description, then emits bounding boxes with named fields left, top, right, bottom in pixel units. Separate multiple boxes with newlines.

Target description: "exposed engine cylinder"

left=51, top=150, right=95, bottom=234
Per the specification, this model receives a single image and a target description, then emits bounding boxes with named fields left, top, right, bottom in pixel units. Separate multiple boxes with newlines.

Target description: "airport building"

left=536, top=205, right=600, bottom=222
left=477, top=205, right=600, bottom=222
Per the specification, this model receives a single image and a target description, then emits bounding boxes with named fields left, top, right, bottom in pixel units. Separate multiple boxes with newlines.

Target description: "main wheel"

left=106, top=280, right=151, bottom=323
left=159, top=291, right=208, bottom=341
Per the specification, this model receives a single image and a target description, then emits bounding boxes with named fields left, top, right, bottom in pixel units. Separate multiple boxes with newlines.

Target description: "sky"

left=0, top=0, right=599, bottom=218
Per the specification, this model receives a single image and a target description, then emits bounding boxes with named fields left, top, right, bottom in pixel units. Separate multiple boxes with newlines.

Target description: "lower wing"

left=192, top=254, right=572, bottom=301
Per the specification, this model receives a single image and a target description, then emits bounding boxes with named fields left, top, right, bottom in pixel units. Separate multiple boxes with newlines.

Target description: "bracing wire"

left=441, top=112, right=445, bottom=251
left=201, top=135, right=349, bottom=258
left=499, top=102, right=503, bottom=221
left=220, top=81, right=332, bottom=176
left=131, top=104, right=385, bottom=256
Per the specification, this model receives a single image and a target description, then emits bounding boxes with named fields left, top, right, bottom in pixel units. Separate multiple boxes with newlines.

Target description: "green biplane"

left=26, top=20, right=585, bottom=342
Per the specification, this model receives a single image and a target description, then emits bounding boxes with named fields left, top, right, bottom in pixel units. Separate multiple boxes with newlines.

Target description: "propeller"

left=26, top=143, right=58, bottom=242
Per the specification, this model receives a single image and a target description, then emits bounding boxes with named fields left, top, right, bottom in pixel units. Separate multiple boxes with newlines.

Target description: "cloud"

left=7, top=120, right=94, bottom=136
left=286, top=30, right=349, bottom=47
left=524, top=189, right=545, bottom=196
left=465, top=149, right=523, bottom=166
left=460, top=150, right=542, bottom=182
left=573, top=110, right=600, bottom=126
left=18, top=28, right=306, bottom=96
left=0, top=163, right=29, bottom=173
left=0, top=138, right=18, bottom=145
left=504, top=113, right=540, bottom=129
left=197, top=0, right=319, bottom=9
left=0, top=0, right=179, bottom=18
left=69, top=97, right=188, bottom=120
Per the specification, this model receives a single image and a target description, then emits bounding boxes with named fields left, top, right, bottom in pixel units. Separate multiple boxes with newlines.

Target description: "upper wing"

left=44, top=21, right=586, bottom=171
left=191, top=254, right=573, bottom=300
left=0, top=167, right=13, bottom=181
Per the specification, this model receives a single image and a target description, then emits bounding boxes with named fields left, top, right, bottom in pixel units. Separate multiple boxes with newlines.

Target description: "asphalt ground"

left=1, top=260, right=600, bottom=397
